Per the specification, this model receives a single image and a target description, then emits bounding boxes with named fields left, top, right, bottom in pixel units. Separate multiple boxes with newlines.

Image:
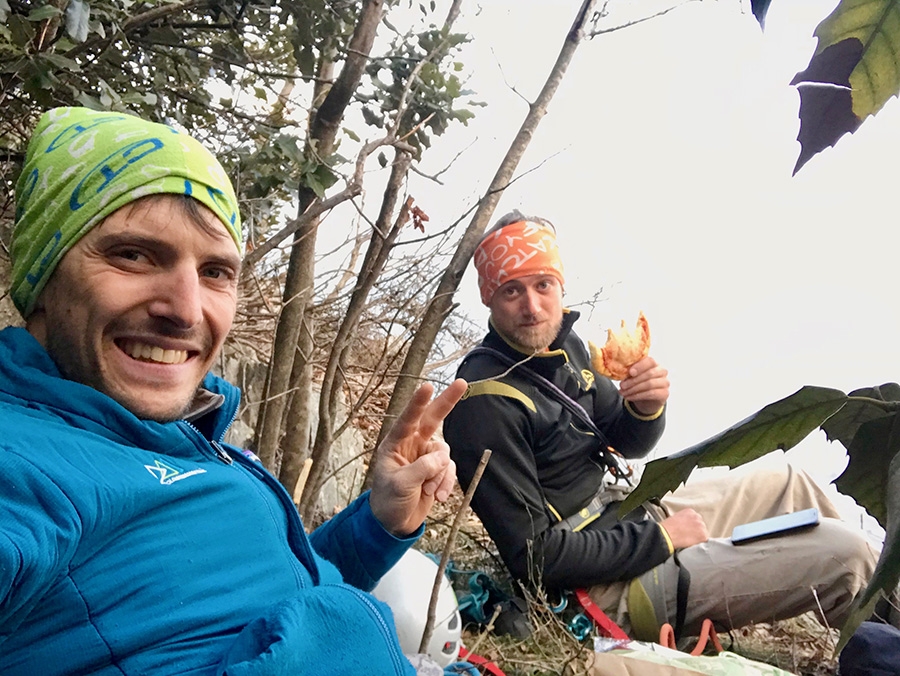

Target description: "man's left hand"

left=618, top=356, right=669, bottom=416
left=369, top=379, right=467, bottom=536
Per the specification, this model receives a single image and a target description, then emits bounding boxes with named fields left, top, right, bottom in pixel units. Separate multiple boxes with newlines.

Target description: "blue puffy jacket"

left=0, top=327, right=417, bottom=675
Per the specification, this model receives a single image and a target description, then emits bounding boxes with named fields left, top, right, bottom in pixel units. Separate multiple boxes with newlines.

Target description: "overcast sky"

left=412, top=0, right=900, bottom=521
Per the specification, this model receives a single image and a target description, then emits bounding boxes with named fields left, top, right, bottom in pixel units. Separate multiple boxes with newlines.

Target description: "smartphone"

left=731, top=508, right=820, bottom=545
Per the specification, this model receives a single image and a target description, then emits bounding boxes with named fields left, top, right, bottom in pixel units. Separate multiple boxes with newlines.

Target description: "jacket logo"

left=145, top=459, right=207, bottom=485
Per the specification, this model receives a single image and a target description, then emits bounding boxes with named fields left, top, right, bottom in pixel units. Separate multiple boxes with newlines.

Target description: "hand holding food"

left=588, top=312, right=651, bottom=381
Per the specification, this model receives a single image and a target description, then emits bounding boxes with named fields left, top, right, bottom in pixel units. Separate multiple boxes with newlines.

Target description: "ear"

left=24, top=291, right=49, bottom=346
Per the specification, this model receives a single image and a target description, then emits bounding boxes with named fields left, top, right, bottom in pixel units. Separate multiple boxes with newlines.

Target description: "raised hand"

left=618, top=355, right=669, bottom=416
left=368, top=379, right=467, bottom=536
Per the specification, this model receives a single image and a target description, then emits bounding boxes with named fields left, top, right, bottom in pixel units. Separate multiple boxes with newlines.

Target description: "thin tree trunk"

left=252, top=222, right=314, bottom=471
left=253, top=0, right=383, bottom=471
left=299, top=151, right=413, bottom=521
left=374, top=0, right=599, bottom=449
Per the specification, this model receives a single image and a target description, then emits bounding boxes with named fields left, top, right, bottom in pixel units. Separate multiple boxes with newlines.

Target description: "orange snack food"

left=588, top=312, right=650, bottom=381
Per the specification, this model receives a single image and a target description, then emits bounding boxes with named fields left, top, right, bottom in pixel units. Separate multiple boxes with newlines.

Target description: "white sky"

left=408, top=0, right=900, bottom=517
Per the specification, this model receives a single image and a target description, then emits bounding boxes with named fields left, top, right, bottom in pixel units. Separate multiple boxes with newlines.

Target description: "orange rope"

left=659, top=618, right=723, bottom=655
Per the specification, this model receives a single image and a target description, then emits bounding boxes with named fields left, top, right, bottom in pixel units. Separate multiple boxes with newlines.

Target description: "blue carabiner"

left=568, top=612, right=593, bottom=641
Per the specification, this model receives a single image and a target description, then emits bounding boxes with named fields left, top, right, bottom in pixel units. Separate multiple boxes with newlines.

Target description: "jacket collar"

left=483, top=309, right=580, bottom=375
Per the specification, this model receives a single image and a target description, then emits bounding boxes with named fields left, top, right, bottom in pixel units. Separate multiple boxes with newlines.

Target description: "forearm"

left=593, top=378, right=666, bottom=459
left=309, top=491, right=421, bottom=592
left=530, top=520, right=672, bottom=588
left=469, top=481, right=671, bottom=588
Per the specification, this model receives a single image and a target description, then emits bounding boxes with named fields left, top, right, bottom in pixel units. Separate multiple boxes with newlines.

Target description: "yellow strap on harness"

left=462, top=381, right=536, bottom=412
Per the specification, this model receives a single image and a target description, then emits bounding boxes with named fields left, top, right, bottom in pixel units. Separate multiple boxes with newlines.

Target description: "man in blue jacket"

left=0, top=106, right=466, bottom=675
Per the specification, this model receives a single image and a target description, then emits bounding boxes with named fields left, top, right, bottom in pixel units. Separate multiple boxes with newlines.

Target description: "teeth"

left=123, top=341, right=188, bottom=364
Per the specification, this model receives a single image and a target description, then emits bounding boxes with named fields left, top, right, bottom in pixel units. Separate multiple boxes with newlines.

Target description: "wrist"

left=624, top=400, right=665, bottom=420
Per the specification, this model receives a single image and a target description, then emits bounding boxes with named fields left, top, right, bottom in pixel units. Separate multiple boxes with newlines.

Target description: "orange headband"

left=474, top=220, right=565, bottom=305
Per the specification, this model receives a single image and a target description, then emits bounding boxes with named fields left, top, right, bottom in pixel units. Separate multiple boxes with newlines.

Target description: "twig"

left=467, top=605, right=503, bottom=656
left=419, top=448, right=492, bottom=655
left=810, top=586, right=837, bottom=653
left=292, top=458, right=313, bottom=505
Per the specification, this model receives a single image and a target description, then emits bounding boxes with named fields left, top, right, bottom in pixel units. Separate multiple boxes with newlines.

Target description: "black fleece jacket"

left=444, top=310, right=672, bottom=590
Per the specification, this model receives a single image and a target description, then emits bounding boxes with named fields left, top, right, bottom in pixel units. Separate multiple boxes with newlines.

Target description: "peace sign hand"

left=368, top=379, right=467, bottom=536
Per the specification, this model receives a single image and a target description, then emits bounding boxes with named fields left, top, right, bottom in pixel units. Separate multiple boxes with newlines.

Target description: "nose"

left=147, top=266, right=204, bottom=329
left=522, top=288, right=541, bottom=316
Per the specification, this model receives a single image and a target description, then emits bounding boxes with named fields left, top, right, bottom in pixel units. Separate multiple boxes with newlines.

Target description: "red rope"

left=458, top=646, right=507, bottom=676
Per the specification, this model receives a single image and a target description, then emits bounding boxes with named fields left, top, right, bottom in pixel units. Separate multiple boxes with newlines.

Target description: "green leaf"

left=0, top=0, right=10, bottom=23
left=311, top=164, right=338, bottom=191
left=65, top=0, right=91, bottom=42
left=791, top=0, right=900, bottom=173
left=836, top=411, right=900, bottom=527
left=27, top=4, right=63, bottom=21
left=822, top=383, right=900, bottom=448
left=304, top=172, right=325, bottom=198
left=819, top=0, right=900, bottom=121
left=76, top=90, right=102, bottom=109
left=7, top=16, right=35, bottom=48
left=620, top=386, right=849, bottom=514
left=40, top=52, right=82, bottom=72
left=837, top=450, right=900, bottom=651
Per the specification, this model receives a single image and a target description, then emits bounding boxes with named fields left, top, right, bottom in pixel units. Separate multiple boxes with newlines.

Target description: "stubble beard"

left=44, top=325, right=208, bottom=423
left=510, top=315, right=563, bottom=352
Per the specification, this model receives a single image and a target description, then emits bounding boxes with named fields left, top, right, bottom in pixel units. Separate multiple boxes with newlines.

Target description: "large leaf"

left=837, top=450, right=900, bottom=651
left=791, top=0, right=900, bottom=174
left=822, top=382, right=900, bottom=448
left=836, top=411, right=900, bottom=527
left=620, top=386, right=848, bottom=513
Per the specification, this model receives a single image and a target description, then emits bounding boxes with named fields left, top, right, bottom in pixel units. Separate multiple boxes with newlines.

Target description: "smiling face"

left=26, top=195, right=242, bottom=422
left=488, top=273, right=564, bottom=352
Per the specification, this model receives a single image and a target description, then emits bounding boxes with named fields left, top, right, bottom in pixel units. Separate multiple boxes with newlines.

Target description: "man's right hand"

left=660, top=509, right=709, bottom=550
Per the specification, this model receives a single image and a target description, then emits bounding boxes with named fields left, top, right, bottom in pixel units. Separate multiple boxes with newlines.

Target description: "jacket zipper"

left=211, top=440, right=233, bottom=465
left=183, top=410, right=317, bottom=586
left=339, top=585, right=410, bottom=674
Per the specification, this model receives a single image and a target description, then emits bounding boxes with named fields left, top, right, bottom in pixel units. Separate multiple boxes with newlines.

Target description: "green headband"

left=11, top=106, right=242, bottom=317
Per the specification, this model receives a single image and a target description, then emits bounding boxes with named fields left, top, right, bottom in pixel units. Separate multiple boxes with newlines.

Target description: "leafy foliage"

left=1, top=0, right=475, bottom=242
left=621, top=383, right=900, bottom=650
left=620, top=386, right=848, bottom=514
left=780, top=0, right=900, bottom=173
left=361, top=25, right=477, bottom=155
left=839, top=452, right=900, bottom=650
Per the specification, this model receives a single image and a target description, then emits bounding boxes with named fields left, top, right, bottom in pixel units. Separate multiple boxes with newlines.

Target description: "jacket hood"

left=0, top=326, right=241, bottom=448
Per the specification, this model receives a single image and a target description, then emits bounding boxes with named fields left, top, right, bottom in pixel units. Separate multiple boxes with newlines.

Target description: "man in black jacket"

left=444, top=210, right=881, bottom=640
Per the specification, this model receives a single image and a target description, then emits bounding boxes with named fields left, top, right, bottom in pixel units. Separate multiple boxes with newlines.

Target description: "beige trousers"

left=588, top=465, right=880, bottom=637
